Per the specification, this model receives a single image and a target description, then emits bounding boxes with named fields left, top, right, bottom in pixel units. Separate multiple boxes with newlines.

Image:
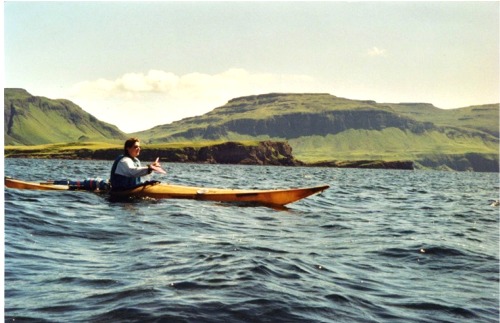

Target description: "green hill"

left=4, top=88, right=127, bottom=145
left=135, top=93, right=499, bottom=140
left=133, top=93, right=498, bottom=171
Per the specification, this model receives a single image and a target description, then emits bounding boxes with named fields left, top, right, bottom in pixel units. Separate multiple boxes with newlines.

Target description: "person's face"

left=127, top=142, right=141, bottom=158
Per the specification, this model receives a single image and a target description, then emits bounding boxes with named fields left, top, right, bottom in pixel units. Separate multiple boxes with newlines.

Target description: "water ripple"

left=4, top=160, right=499, bottom=322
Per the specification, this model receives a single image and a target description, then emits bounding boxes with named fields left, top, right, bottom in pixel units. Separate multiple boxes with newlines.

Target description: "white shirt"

left=115, top=156, right=149, bottom=178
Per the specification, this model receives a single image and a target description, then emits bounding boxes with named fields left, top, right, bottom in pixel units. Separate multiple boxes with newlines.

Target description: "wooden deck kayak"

left=5, top=177, right=329, bottom=207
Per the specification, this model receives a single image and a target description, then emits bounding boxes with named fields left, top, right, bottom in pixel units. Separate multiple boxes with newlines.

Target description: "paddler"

left=110, top=137, right=162, bottom=191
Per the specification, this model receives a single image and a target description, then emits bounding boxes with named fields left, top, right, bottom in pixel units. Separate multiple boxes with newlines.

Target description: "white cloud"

left=367, top=46, right=387, bottom=57
left=68, top=68, right=331, bottom=132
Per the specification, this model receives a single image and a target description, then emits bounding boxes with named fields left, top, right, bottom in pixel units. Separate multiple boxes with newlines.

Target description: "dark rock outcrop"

left=308, top=160, right=415, bottom=170
left=416, top=153, right=499, bottom=172
left=8, top=141, right=303, bottom=166
left=139, top=141, right=302, bottom=166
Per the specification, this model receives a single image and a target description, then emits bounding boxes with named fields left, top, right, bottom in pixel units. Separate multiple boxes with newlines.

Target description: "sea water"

left=4, top=158, right=499, bottom=322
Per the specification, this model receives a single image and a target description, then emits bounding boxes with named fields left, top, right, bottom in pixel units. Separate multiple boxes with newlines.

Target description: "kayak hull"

left=110, top=183, right=329, bottom=206
left=5, top=177, right=329, bottom=206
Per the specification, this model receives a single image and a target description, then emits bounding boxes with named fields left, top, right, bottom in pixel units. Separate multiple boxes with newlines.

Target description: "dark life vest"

left=110, top=155, right=142, bottom=191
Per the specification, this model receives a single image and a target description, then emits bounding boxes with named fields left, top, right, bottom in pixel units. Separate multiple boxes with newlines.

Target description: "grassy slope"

left=10, top=104, right=87, bottom=144
left=389, top=103, right=499, bottom=136
left=290, top=128, right=498, bottom=162
left=5, top=88, right=126, bottom=145
left=4, top=142, right=120, bottom=157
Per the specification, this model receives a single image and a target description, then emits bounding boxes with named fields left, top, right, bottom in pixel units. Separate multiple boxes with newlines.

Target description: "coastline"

left=4, top=140, right=414, bottom=170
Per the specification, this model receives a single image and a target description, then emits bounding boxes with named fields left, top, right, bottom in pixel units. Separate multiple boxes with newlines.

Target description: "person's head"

left=124, top=137, right=141, bottom=158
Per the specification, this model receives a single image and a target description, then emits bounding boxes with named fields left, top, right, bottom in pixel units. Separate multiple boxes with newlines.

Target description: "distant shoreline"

left=6, top=140, right=499, bottom=172
left=4, top=140, right=415, bottom=170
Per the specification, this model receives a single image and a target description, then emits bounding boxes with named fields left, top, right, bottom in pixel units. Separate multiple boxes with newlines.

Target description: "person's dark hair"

left=124, top=137, right=140, bottom=156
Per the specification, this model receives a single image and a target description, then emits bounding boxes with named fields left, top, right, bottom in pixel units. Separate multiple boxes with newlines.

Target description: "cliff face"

left=105, top=141, right=302, bottom=166
left=196, top=141, right=299, bottom=165
left=169, top=110, right=435, bottom=140
left=23, top=141, right=303, bottom=166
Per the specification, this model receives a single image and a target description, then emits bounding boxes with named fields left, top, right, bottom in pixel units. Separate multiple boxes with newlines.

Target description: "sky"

left=3, top=1, right=499, bottom=133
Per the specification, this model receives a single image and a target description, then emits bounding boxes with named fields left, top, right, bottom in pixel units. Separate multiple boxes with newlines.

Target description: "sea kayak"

left=5, top=177, right=329, bottom=207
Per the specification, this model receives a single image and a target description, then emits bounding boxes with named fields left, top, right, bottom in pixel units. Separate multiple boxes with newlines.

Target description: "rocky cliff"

left=165, top=110, right=435, bottom=140
left=97, top=141, right=302, bottom=166
left=5, top=141, right=419, bottom=170
left=6, top=141, right=303, bottom=166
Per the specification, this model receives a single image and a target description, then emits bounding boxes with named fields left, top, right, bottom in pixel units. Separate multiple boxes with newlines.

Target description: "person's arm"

left=115, top=157, right=151, bottom=178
